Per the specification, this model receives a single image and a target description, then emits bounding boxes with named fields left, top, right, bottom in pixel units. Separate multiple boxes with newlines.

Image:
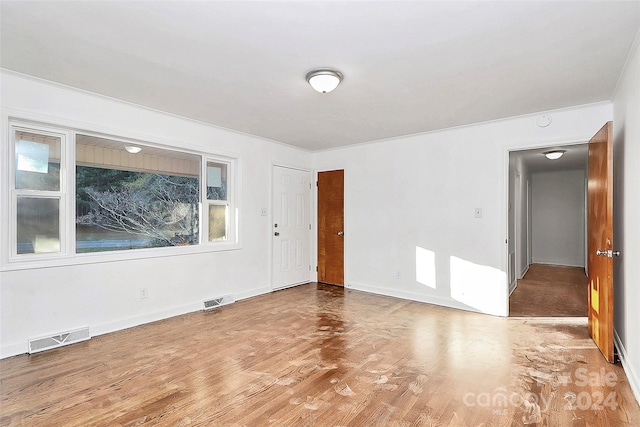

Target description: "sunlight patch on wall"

left=450, top=256, right=507, bottom=316
left=416, top=246, right=436, bottom=289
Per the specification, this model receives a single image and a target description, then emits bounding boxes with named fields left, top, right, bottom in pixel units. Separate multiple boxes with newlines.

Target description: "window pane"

left=208, top=204, right=227, bottom=242
left=17, top=197, right=60, bottom=254
left=207, top=161, right=228, bottom=200
left=15, top=131, right=61, bottom=191
left=75, top=135, right=201, bottom=253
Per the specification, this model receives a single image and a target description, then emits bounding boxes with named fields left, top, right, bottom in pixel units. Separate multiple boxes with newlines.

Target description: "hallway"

left=510, top=264, right=588, bottom=317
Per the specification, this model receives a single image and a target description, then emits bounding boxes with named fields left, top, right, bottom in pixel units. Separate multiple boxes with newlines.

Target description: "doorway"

left=508, top=144, right=589, bottom=317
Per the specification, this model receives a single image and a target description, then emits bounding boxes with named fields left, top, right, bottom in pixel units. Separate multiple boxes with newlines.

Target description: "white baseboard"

left=0, top=342, right=27, bottom=359
left=509, top=280, right=518, bottom=296
left=91, top=302, right=203, bottom=338
left=235, top=285, right=272, bottom=301
left=89, top=284, right=272, bottom=339
left=508, top=263, right=529, bottom=296
left=614, top=329, right=640, bottom=406
left=530, top=260, right=585, bottom=268
left=345, top=281, right=484, bottom=314
left=1, top=285, right=273, bottom=359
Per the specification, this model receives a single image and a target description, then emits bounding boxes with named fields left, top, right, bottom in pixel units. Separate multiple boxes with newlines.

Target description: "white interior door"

left=272, top=166, right=311, bottom=289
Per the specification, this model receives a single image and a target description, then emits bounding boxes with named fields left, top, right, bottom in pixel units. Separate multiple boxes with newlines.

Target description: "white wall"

left=530, top=169, right=585, bottom=267
left=0, top=69, right=628, bottom=379
left=0, top=71, right=312, bottom=358
left=613, top=31, right=640, bottom=404
left=313, top=103, right=612, bottom=317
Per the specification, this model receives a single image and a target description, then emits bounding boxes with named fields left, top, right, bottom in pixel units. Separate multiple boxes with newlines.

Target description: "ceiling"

left=514, top=144, right=588, bottom=175
left=1, top=1, right=638, bottom=151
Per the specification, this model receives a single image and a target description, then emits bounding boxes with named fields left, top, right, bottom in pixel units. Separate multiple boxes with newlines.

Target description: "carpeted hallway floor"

left=509, top=263, right=588, bottom=317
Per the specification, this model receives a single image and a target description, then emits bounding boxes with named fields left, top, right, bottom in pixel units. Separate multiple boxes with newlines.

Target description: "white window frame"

left=8, top=122, right=70, bottom=262
left=203, top=157, right=237, bottom=246
left=1, top=118, right=241, bottom=271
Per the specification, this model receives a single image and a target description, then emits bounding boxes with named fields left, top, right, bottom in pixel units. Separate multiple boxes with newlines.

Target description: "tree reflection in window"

left=76, top=166, right=199, bottom=252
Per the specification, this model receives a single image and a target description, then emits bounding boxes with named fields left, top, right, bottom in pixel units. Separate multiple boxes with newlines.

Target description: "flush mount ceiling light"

left=125, top=145, right=142, bottom=154
left=543, top=150, right=565, bottom=160
left=306, top=69, right=343, bottom=93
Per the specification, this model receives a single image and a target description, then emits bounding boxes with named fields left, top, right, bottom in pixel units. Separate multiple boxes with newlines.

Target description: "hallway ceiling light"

left=306, top=69, right=343, bottom=93
left=125, top=145, right=142, bottom=154
left=543, top=150, right=565, bottom=160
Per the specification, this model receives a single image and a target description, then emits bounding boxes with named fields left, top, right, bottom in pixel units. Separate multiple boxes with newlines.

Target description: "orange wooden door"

left=317, top=170, right=344, bottom=286
left=587, top=121, right=615, bottom=363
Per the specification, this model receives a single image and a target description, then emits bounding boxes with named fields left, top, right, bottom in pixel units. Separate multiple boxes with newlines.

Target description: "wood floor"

left=510, top=264, right=588, bottom=317
left=2, top=283, right=639, bottom=426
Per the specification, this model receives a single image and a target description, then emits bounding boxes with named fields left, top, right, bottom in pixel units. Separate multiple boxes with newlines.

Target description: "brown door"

left=587, top=121, right=615, bottom=363
left=317, top=170, right=344, bottom=286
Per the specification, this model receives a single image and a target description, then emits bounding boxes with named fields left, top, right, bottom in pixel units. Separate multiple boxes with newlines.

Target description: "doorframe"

left=514, top=169, right=521, bottom=282
left=270, top=162, right=314, bottom=291
left=526, top=179, right=532, bottom=267
left=503, top=138, right=588, bottom=315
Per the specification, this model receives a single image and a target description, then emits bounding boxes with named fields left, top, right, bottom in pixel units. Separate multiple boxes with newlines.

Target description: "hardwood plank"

left=1, top=284, right=639, bottom=426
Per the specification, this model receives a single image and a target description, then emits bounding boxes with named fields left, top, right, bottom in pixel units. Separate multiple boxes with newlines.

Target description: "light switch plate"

left=474, top=208, right=482, bottom=218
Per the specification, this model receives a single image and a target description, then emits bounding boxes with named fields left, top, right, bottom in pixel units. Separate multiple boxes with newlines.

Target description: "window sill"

left=1, top=242, right=242, bottom=272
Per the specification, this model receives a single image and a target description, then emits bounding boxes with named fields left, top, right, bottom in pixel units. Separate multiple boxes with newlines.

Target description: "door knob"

left=274, top=232, right=280, bottom=236
left=337, top=231, right=344, bottom=236
left=596, top=249, right=621, bottom=258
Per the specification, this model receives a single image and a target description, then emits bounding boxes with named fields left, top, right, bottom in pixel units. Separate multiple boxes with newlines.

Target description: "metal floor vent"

left=28, top=327, right=91, bottom=354
left=203, top=294, right=234, bottom=311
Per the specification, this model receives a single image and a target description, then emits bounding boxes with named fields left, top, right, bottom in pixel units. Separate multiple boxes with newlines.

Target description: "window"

left=5, top=121, right=239, bottom=267
left=12, top=127, right=66, bottom=256
left=206, top=160, right=232, bottom=242
left=75, top=135, right=201, bottom=253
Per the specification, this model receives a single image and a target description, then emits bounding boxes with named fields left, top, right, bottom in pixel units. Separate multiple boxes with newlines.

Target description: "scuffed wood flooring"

left=1, top=283, right=639, bottom=426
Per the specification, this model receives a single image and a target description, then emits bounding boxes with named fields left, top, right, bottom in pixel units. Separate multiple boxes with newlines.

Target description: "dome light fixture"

left=543, top=150, right=565, bottom=160
left=125, top=145, right=142, bottom=154
left=306, top=69, right=343, bottom=93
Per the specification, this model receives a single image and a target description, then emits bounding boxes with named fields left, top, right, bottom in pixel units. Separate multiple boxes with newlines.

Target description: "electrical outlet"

left=140, top=288, right=148, bottom=299
left=261, top=207, right=267, bottom=216
left=396, top=271, right=401, bottom=279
